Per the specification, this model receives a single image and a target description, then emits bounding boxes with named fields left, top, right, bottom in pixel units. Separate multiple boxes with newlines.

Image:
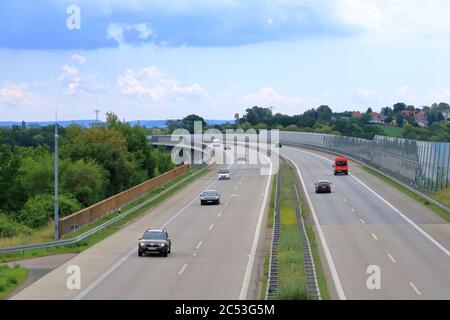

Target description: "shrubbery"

left=18, top=194, right=82, bottom=229
left=0, top=213, right=32, bottom=238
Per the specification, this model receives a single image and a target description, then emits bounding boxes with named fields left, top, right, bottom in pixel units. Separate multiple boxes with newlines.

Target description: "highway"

left=281, top=146, right=450, bottom=300
left=11, top=146, right=272, bottom=300
left=10, top=142, right=450, bottom=300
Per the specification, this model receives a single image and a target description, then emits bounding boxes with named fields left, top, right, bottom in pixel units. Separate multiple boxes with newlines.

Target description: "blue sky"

left=1, top=0, right=450, bottom=121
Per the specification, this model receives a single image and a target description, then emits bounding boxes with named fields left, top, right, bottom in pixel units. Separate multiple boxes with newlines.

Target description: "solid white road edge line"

left=289, top=147, right=450, bottom=257
left=74, top=176, right=218, bottom=300
left=238, top=151, right=273, bottom=300
left=288, top=157, right=347, bottom=300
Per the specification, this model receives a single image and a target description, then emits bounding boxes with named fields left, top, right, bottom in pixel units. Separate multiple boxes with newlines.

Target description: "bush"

left=0, top=214, right=32, bottom=238
left=18, top=193, right=82, bottom=228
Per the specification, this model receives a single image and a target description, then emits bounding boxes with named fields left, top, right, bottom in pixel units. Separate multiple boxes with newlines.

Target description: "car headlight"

left=160, top=243, right=166, bottom=247
left=139, top=242, right=145, bottom=247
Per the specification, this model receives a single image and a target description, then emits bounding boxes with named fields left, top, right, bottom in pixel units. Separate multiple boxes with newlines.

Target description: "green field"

left=374, top=125, right=404, bottom=137
left=0, top=265, right=28, bottom=300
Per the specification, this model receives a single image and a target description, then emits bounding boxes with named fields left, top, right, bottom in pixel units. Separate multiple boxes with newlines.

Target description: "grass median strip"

left=260, top=171, right=277, bottom=300
left=362, top=166, right=450, bottom=223
left=0, top=166, right=210, bottom=263
left=0, top=264, right=28, bottom=300
left=293, top=164, right=330, bottom=300
left=275, top=163, right=308, bottom=300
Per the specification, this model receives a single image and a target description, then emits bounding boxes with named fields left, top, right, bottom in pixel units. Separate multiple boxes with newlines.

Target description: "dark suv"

left=138, top=229, right=171, bottom=257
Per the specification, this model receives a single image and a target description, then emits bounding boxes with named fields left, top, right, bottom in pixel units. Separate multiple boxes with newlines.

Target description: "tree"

left=60, top=159, right=108, bottom=207
left=393, top=102, right=407, bottom=114
left=241, top=107, right=273, bottom=126
left=18, top=193, right=82, bottom=229
left=181, top=114, right=206, bottom=133
left=317, top=105, right=333, bottom=123
left=62, top=125, right=134, bottom=195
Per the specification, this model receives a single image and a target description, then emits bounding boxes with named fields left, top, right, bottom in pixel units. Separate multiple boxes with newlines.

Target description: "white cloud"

left=71, top=54, right=87, bottom=65
left=434, top=89, right=450, bottom=102
left=241, top=87, right=319, bottom=112
left=0, top=82, right=38, bottom=106
left=59, top=64, right=107, bottom=96
left=107, top=23, right=153, bottom=45
left=355, top=88, right=383, bottom=105
left=332, top=0, right=383, bottom=32
left=59, top=65, right=79, bottom=80
left=117, top=66, right=209, bottom=102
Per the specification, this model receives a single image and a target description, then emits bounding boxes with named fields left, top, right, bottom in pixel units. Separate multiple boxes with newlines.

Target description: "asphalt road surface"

left=281, top=146, right=450, bottom=300
left=11, top=146, right=273, bottom=300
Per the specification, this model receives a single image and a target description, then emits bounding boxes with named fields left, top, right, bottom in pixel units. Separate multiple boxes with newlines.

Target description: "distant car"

left=236, top=155, right=247, bottom=162
left=224, top=144, right=231, bottom=150
left=333, top=157, right=349, bottom=175
left=200, top=190, right=221, bottom=205
left=315, top=180, right=332, bottom=194
left=218, top=169, right=230, bottom=180
left=138, top=229, right=171, bottom=257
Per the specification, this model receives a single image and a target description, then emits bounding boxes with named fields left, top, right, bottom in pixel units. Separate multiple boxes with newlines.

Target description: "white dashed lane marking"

left=409, top=282, right=422, bottom=296
left=388, top=254, right=396, bottom=264
left=179, top=264, right=188, bottom=275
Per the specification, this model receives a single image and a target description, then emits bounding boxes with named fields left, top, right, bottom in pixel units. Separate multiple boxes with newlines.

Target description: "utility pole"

left=94, top=109, right=100, bottom=124
left=269, top=106, right=275, bottom=114
left=54, top=110, right=59, bottom=240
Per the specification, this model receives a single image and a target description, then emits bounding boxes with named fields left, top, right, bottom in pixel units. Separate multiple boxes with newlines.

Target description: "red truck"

left=333, top=157, right=349, bottom=175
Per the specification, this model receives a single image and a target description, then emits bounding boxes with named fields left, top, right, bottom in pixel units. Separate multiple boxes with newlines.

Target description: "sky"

left=1, top=0, right=450, bottom=122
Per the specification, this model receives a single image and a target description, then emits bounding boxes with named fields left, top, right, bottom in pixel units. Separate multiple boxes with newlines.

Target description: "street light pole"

left=54, top=110, right=59, bottom=240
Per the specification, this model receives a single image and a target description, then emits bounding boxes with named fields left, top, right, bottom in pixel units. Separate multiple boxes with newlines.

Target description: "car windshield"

left=143, top=231, right=166, bottom=240
left=318, top=181, right=329, bottom=186
left=336, top=161, right=347, bottom=166
left=203, top=191, right=218, bottom=197
left=219, top=170, right=229, bottom=174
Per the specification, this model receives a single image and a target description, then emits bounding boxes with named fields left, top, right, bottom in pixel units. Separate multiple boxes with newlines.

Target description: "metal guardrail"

left=283, top=142, right=450, bottom=215
left=292, top=180, right=321, bottom=300
left=265, top=165, right=281, bottom=300
left=0, top=166, right=209, bottom=254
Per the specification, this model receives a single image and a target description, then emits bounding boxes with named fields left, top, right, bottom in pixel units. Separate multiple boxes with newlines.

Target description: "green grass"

left=267, top=172, right=278, bottom=228
left=275, top=163, right=308, bottom=300
left=260, top=172, right=277, bottom=300
left=429, top=188, right=450, bottom=209
left=305, top=225, right=330, bottom=300
left=0, top=166, right=210, bottom=263
left=0, top=264, right=28, bottom=300
left=374, top=125, right=404, bottom=137
left=294, top=167, right=330, bottom=300
left=260, top=255, right=270, bottom=300
left=362, top=166, right=450, bottom=223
